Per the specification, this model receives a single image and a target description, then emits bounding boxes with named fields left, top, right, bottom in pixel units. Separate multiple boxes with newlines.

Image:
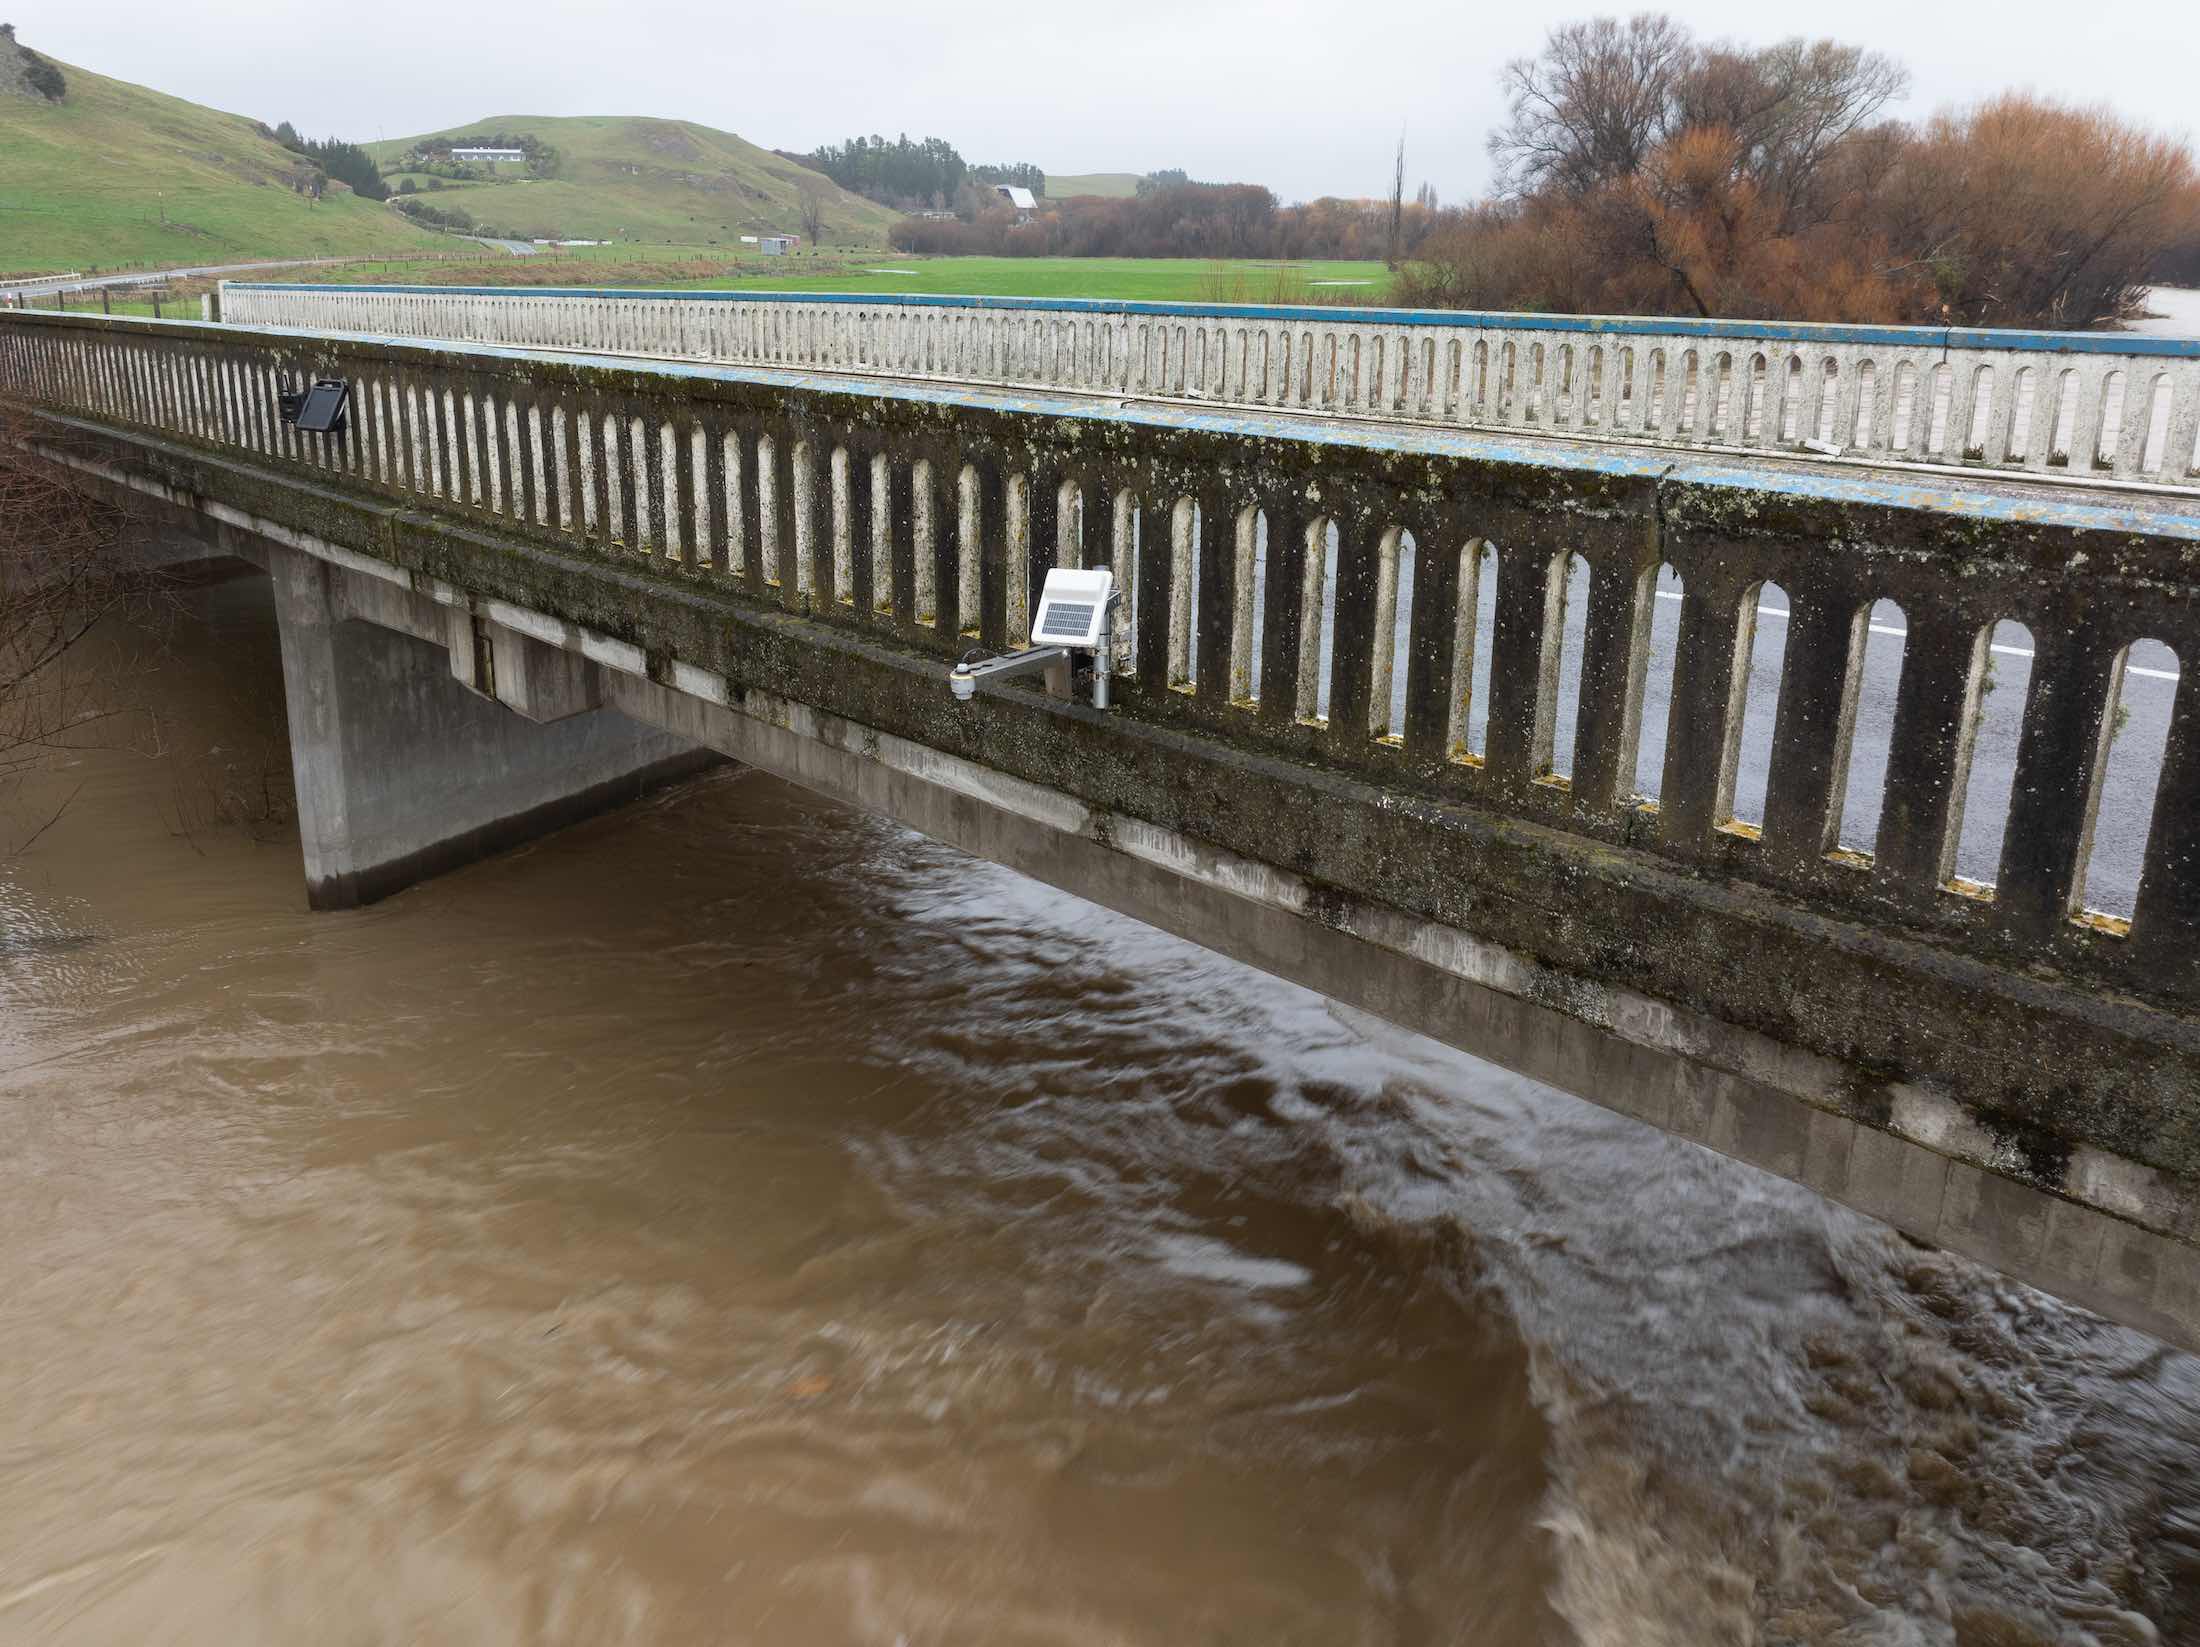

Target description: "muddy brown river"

left=1, top=575, right=2195, bottom=1645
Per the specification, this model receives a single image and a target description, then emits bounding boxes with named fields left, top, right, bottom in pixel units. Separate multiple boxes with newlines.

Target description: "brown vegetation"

left=0, top=424, right=161, bottom=786
left=1397, top=13, right=2197, bottom=329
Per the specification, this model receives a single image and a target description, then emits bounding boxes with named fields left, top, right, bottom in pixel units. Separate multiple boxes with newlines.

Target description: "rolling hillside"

left=0, top=39, right=446, bottom=273
left=367, top=117, right=900, bottom=248
left=1048, top=172, right=1142, bottom=199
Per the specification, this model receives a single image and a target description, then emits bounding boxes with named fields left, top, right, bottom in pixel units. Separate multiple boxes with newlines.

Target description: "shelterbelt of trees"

left=891, top=12, right=2200, bottom=330
left=1412, top=13, right=2200, bottom=328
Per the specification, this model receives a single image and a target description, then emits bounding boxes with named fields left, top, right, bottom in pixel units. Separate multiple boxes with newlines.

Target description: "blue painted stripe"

left=225, top=281, right=2200, bottom=358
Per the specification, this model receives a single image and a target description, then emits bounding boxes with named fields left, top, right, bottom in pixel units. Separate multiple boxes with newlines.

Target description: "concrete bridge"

left=5, top=296, right=2200, bottom=1354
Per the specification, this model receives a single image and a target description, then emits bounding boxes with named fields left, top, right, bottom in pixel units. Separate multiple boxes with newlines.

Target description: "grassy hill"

left=368, top=116, right=901, bottom=248
left=1048, top=172, right=1142, bottom=200
left=0, top=46, right=448, bottom=273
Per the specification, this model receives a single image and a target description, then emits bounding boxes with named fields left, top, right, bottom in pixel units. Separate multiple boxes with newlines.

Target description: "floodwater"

left=2132, top=287, right=2200, bottom=340
left=1, top=576, right=2197, bottom=1646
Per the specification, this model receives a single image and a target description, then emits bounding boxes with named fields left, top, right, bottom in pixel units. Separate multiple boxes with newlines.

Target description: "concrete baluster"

left=1193, top=488, right=1237, bottom=710
left=1569, top=542, right=1659, bottom=814
left=1655, top=566, right=1752, bottom=846
left=1872, top=607, right=1992, bottom=900
left=1759, top=584, right=1870, bottom=877
left=2130, top=670, right=2200, bottom=994
left=1385, top=514, right=1462, bottom=762
left=1482, top=531, right=1568, bottom=795
left=1996, top=623, right=2126, bottom=938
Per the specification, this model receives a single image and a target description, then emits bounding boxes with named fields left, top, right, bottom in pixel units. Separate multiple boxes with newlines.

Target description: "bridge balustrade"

left=5, top=309, right=2197, bottom=1010
left=218, top=282, right=2200, bottom=490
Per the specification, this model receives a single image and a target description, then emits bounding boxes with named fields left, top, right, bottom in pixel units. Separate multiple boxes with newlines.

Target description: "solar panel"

left=294, top=380, right=349, bottom=434
left=1038, top=601, right=1096, bottom=640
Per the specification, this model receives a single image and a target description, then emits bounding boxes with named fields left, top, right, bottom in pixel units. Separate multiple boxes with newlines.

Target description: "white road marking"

left=1649, top=589, right=2181, bottom=682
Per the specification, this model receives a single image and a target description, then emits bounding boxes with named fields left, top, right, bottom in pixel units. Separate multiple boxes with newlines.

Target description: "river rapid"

left=0, top=575, right=2195, bottom=1645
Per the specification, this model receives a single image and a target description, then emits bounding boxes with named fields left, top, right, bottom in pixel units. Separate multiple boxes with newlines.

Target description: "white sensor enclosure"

left=1030, top=567, right=1115, bottom=649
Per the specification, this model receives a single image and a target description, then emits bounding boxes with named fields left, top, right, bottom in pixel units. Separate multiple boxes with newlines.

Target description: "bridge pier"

left=266, top=545, right=710, bottom=909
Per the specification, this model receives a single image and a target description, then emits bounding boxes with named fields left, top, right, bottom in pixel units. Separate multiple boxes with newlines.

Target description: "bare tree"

left=798, top=180, right=827, bottom=245
left=1489, top=13, right=1693, bottom=198
left=0, top=424, right=162, bottom=789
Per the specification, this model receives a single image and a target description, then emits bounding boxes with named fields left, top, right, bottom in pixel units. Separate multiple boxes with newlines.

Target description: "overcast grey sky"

left=15, top=0, right=2198, bottom=203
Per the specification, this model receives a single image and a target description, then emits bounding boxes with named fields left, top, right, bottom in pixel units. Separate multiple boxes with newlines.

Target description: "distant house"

left=758, top=234, right=798, bottom=255
left=992, top=184, right=1038, bottom=213
left=451, top=146, right=525, bottom=164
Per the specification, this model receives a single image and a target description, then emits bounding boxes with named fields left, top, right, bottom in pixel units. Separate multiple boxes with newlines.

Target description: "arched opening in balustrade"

left=2074, top=639, right=2182, bottom=924
left=1003, top=470, right=1032, bottom=639
left=956, top=463, right=982, bottom=635
left=909, top=456, right=935, bottom=624
left=2138, top=371, right=2175, bottom=475
left=661, top=416, right=690, bottom=560
left=1111, top=486, right=1141, bottom=677
left=1610, top=346, right=1638, bottom=428
left=1921, top=362, right=1955, bottom=458
left=2006, top=366, right=2039, bottom=462
left=787, top=435, right=827, bottom=591
left=1849, top=359, right=1878, bottom=449
left=1808, top=357, right=1840, bottom=448
left=1230, top=506, right=1264, bottom=707
left=1295, top=515, right=1338, bottom=723
left=1525, top=342, right=1547, bottom=422
left=1056, top=478, right=1086, bottom=571
left=1725, top=581, right=1791, bottom=830
left=1959, top=364, right=1994, bottom=459
left=1469, top=339, right=1490, bottom=415
left=1371, top=527, right=1418, bottom=741
left=2093, top=369, right=2130, bottom=472
left=1942, top=619, right=2039, bottom=894
left=1633, top=563, right=1685, bottom=802
left=599, top=409, right=627, bottom=546
left=550, top=405, right=580, bottom=532
left=1498, top=340, right=1519, bottom=415
left=1742, top=353, right=1770, bottom=440
left=1888, top=363, right=1919, bottom=452
left=827, top=446, right=855, bottom=605
left=1833, top=599, right=1908, bottom=858
left=1676, top=351, right=1705, bottom=431
left=1447, top=540, right=1498, bottom=762
left=871, top=453, right=896, bottom=620
left=1168, top=497, right=1198, bottom=690
left=468, top=391, right=499, bottom=513
left=2047, top=368, right=2079, bottom=466
left=1581, top=345, right=1606, bottom=426
left=1539, top=552, right=1593, bottom=782
left=1713, top=353, right=1742, bottom=437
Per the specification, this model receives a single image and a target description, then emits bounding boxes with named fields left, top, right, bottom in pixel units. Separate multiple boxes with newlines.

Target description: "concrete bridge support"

left=264, top=543, right=709, bottom=909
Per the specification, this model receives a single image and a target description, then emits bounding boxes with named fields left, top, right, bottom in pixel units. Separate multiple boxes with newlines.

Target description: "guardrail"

left=218, top=281, right=2200, bottom=490
left=0, top=270, right=80, bottom=290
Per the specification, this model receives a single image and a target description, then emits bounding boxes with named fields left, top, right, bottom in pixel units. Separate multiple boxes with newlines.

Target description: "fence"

left=219, top=282, right=2200, bottom=490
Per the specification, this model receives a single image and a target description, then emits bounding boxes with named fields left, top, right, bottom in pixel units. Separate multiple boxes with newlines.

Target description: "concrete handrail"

left=219, top=280, right=2200, bottom=490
